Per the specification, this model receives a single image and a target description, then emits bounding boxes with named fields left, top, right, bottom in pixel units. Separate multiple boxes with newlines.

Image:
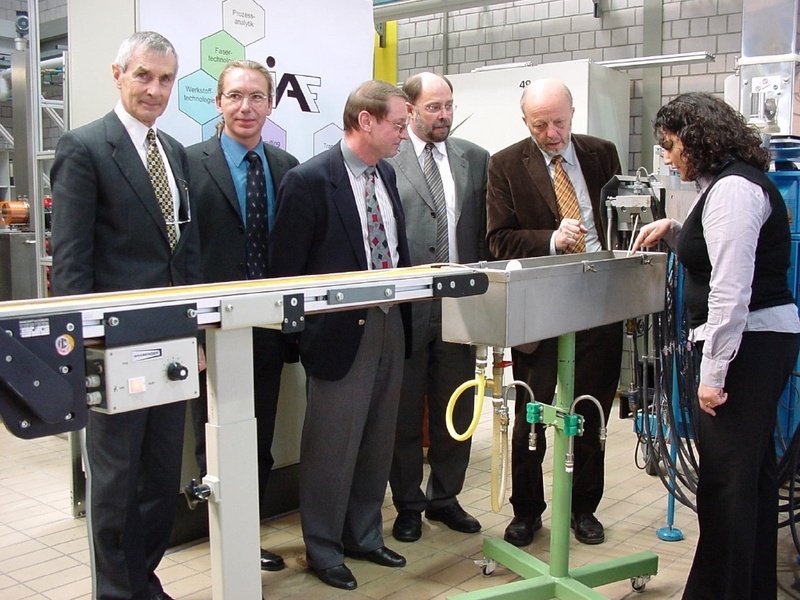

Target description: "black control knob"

left=166, top=362, right=189, bottom=381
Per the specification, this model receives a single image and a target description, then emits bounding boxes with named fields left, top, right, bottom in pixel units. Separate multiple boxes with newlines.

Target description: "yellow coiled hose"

left=445, top=373, right=486, bottom=442
left=445, top=355, right=510, bottom=512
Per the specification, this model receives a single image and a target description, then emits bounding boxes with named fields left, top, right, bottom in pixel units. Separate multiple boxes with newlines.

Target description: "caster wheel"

left=480, top=561, right=497, bottom=577
left=631, top=576, right=649, bottom=592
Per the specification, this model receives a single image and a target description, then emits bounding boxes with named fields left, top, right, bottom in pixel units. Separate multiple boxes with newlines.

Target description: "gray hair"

left=114, top=31, right=178, bottom=72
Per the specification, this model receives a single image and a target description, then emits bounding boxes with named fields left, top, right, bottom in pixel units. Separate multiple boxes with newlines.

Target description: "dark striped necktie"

left=422, top=143, right=449, bottom=262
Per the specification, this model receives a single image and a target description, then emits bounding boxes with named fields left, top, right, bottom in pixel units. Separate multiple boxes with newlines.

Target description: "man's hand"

left=555, top=218, right=587, bottom=252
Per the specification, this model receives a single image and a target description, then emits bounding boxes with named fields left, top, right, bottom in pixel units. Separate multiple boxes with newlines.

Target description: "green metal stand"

left=449, top=333, right=659, bottom=600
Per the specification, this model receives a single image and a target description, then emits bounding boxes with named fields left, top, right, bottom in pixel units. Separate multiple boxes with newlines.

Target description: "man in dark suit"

left=387, top=72, right=489, bottom=542
left=486, top=79, right=623, bottom=547
left=50, top=32, right=200, bottom=600
left=186, top=59, right=298, bottom=573
left=269, top=80, right=412, bottom=591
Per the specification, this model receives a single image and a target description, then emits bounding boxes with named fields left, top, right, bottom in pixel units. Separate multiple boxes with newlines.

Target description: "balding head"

left=520, top=79, right=573, bottom=114
left=520, top=79, right=574, bottom=156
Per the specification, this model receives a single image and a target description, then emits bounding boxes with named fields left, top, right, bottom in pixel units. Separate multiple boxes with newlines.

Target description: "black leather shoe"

left=344, top=545, right=406, bottom=568
left=571, top=512, right=605, bottom=544
left=392, top=509, right=422, bottom=542
left=311, top=564, right=357, bottom=590
left=425, top=502, right=481, bottom=534
left=260, top=548, right=285, bottom=572
left=502, top=515, right=542, bottom=546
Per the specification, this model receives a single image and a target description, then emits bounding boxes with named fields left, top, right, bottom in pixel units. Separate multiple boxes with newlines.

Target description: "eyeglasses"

left=417, top=102, right=456, bottom=114
left=220, top=91, right=270, bottom=106
left=382, top=118, right=410, bottom=132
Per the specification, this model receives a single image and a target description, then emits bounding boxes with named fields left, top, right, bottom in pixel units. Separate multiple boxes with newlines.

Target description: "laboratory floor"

left=2, top=398, right=799, bottom=599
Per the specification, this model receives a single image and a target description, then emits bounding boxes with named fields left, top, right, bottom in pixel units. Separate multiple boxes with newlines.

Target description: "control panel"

left=85, top=337, right=199, bottom=413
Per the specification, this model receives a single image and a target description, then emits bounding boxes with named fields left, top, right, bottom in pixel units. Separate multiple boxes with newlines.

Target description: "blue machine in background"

left=768, top=163, right=800, bottom=456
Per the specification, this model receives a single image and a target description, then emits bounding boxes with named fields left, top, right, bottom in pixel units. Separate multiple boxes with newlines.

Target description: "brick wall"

left=394, top=0, right=750, bottom=173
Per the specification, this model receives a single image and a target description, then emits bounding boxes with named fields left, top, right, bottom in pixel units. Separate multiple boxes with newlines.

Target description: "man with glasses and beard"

left=387, top=72, right=489, bottom=543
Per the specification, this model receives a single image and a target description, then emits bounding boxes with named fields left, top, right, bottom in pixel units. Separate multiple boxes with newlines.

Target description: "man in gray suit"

left=51, top=32, right=200, bottom=600
left=387, top=72, right=489, bottom=542
left=186, top=59, right=299, bottom=572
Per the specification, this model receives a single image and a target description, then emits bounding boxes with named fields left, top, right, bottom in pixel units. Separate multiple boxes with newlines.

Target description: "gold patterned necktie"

left=146, top=129, right=178, bottom=250
left=551, top=154, right=585, bottom=254
left=422, top=143, right=449, bottom=263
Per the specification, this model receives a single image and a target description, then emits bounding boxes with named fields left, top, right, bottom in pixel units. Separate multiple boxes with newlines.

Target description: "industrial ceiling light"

left=373, top=0, right=501, bottom=23
left=596, top=52, right=716, bottom=69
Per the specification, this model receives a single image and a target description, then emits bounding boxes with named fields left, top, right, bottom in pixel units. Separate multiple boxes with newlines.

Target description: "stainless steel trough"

left=441, top=250, right=667, bottom=347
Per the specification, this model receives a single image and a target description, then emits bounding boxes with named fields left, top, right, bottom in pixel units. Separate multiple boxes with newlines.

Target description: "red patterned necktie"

left=364, top=167, right=392, bottom=269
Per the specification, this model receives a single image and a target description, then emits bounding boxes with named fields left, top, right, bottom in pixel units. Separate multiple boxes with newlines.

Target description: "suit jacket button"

left=430, top=211, right=436, bottom=217
left=429, top=246, right=435, bottom=254
left=358, top=319, right=366, bottom=326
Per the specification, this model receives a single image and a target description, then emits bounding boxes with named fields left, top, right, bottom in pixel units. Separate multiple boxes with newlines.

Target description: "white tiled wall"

left=393, top=0, right=756, bottom=173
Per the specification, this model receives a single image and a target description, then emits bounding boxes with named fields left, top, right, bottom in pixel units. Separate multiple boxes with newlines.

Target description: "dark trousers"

left=390, top=304, right=476, bottom=512
left=86, top=401, right=186, bottom=600
left=509, top=322, right=623, bottom=519
left=683, top=331, right=800, bottom=600
left=190, top=327, right=284, bottom=517
left=301, top=307, right=405, bottom=570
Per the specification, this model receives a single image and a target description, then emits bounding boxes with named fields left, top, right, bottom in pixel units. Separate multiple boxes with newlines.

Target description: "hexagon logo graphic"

left=201, top=31, right=245, bottom=79
left=222, top=0, right=266, bottom=46
left=262, top=118, right=287, bottom=150
left=314, top=123, right=343, bottom=156
left=178, top=69, right=219, bottom=125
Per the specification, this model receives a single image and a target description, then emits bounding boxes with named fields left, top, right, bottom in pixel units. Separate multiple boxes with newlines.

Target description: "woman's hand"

left=698, top=383, right=727, bottom=416
left=630, top=218, right=674, bottom=254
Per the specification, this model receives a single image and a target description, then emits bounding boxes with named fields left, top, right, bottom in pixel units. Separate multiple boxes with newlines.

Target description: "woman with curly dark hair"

left=632, top=92, right=800, bottom=599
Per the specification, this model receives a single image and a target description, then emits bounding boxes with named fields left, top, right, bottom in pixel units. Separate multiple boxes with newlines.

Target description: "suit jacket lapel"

left=329, top=145, right=368, bottom=270
left=572, top=136, right=606, bottom=248
left=105, top=113, right=171, bottom=244
left=377, top=159, right=410, bottom=267
left=202, top=138, right=242, bottom=221
left=394, top=140, right=436, bottom=211
left=446, top=139, right=467, bottom=226
left=523, top=138, right=559, bottom=219
left=264, top=143, right=293, bottom=193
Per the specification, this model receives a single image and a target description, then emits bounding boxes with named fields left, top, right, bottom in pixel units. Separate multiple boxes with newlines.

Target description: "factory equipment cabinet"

left=768, top=169, right=800, bottom=450
left=0, top=229, right=37, bottom=300
left=0, top=147, right=12, bottom=201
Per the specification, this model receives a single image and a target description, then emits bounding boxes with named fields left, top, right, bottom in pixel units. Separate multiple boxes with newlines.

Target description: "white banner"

left=138, top=0, right=375, bottom=161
